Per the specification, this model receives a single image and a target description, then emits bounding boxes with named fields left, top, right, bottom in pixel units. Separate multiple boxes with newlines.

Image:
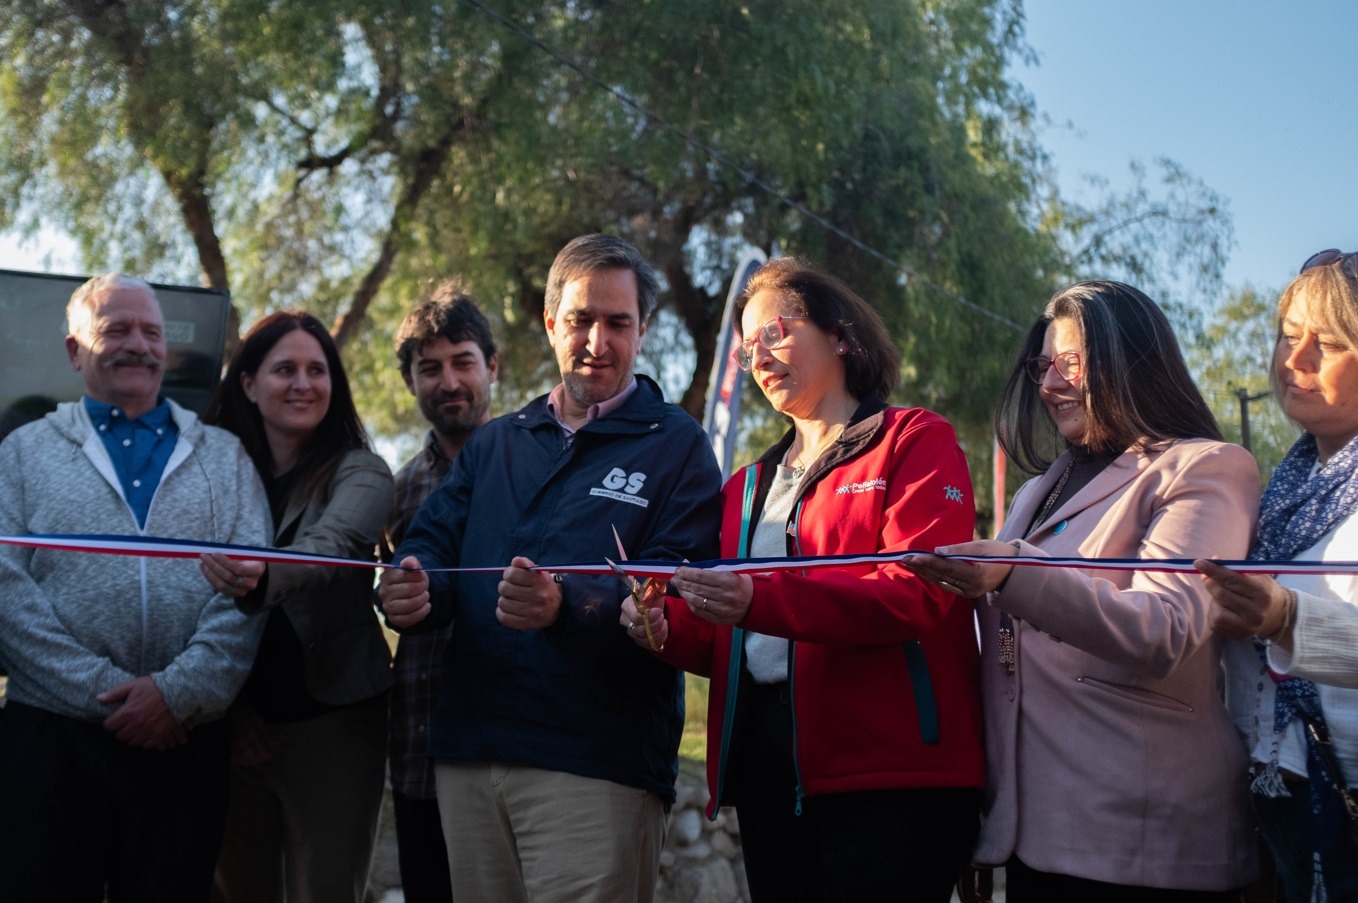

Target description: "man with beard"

left=384, top=281, right=498, bottom=903
left=0, top=274, right=269, bottom=901
left=379, top=234, right=722, bottom=903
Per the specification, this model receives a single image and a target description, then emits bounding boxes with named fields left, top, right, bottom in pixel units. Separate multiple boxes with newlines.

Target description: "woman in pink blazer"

left=908, top=281, right=1260, bottom=900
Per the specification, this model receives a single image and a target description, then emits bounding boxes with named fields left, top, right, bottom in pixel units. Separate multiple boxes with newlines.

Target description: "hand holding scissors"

left=608, top=557, right=665, bottom=651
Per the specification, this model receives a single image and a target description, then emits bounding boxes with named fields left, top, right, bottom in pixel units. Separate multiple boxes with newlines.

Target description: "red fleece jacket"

left=661, top=403, right=986, bottom=817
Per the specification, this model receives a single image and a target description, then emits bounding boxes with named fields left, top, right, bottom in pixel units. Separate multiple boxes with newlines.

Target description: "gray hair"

left=66, top=274, right=157, bottom=338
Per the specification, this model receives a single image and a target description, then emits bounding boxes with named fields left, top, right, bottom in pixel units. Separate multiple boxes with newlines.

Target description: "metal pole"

left=1236, top=388, right=1272, bottom=454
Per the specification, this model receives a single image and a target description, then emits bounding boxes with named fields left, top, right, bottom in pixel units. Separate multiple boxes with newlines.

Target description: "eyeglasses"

left=1301, top=249, right=1358, bottom=279
left=736, top=316, right=809, bottom=370
left=1024, top=351, right=1082, bottom=384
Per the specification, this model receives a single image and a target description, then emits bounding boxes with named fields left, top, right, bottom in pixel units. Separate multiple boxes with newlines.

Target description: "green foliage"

left=680, top=674, right=709, bottom=762
left=1189, top=284, right=1298, bottom=483
left=0, top=0, right=1235, bottom=524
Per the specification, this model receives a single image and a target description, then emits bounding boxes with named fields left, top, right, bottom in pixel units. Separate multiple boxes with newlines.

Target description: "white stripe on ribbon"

left=7, top=533, right=1358, bottom=578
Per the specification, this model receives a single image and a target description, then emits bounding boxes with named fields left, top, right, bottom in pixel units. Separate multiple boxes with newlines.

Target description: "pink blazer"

left=977, top=438, right=1261, bottom=890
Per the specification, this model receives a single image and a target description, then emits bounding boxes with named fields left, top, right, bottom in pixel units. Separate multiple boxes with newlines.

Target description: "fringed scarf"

left=1250, top=432, right=1358, bottom=901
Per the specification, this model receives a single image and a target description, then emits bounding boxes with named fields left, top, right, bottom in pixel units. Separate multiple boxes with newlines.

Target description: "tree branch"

left=330, top=117, right=467, bottom=348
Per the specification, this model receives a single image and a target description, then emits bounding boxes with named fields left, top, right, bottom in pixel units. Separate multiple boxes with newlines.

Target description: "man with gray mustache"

left=0, top=274, right=270, bottom=902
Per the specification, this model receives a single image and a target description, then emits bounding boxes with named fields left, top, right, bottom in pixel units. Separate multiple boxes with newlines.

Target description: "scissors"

left=606, top=525, right=663, bottom=652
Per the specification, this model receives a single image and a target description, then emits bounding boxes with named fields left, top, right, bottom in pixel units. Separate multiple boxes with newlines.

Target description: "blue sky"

left=1020, top=0, right=1355, bottom=296
left=2, top=1, right=1354, bottom=300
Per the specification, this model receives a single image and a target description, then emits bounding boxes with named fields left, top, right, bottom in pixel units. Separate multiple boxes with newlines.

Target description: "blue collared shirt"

left=84, top=396, right=178, bottom=528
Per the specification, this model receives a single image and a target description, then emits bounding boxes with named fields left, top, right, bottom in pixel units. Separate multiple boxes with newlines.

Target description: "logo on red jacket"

left=835, top=477, right=886, bottom=495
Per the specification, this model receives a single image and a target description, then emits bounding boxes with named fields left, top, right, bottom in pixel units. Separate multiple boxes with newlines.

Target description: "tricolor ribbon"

left=5, top=532, right=1358, bottom=577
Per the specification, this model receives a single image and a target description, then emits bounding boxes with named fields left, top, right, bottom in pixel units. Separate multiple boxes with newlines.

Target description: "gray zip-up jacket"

left=0, top=398, right=271, bottom=723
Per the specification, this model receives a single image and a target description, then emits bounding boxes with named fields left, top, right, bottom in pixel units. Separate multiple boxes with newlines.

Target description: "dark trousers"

left=1254, top=787, right=1358, bottom=903
left=729, top=682, right=981, bottom=902
left=1005, top=857, right=1244, bottom=902
left=211, top=694, right=388, bottom=903
left=392, top=789, right=455, bottom=903
left=0, top=700, right=230, bottom=903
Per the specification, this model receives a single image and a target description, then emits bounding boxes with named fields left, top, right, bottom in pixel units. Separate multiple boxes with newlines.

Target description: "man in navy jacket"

left=380, top=234, right=722, bottom=903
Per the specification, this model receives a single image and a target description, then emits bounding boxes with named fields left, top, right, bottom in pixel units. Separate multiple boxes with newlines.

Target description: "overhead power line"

left=462, top=0, right=1026, bottom=332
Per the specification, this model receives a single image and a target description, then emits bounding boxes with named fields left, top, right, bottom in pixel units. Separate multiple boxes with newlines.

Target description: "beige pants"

left=435, top=760, right=668, bottom=903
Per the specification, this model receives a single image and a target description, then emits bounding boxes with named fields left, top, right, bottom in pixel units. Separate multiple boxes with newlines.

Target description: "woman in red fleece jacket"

left=622, top=258, right=984, bottom=902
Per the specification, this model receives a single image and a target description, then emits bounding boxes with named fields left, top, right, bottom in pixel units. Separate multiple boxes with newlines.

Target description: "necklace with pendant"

left=998, top=456, right=1077, bottom=676
left=784, top=425, right=845, bottom=478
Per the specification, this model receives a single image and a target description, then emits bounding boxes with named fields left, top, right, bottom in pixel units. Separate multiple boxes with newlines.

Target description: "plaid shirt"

left=385, top=431, right=454, bottom=798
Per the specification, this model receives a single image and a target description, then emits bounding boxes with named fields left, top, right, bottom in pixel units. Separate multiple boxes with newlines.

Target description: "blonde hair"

left=1276, top=261, right=1358, bottom=348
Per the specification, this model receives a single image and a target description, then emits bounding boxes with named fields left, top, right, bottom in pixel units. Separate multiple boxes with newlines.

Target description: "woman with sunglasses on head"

left=197, top=312, right=394, bottom=903
left=1195, top=250, right=1358, bottom=902
left=906, top=281, right=1261, bottom=900
left=621, top=258, right=984, bottom=902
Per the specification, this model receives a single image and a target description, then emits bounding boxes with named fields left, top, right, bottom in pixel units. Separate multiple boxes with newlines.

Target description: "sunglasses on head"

left=1301, top=248, right=1358, bottom=279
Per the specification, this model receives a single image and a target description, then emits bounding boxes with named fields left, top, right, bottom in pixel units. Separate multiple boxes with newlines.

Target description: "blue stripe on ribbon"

left=6, top=532, right=1358, bottom=577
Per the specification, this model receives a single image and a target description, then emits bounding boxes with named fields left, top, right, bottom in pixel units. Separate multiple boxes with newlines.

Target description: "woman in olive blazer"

left=199, top=312, right=394, bottom=903
left=248, top=447, right=394, bottom=706
left=909, top=282, right=1260, bottom=900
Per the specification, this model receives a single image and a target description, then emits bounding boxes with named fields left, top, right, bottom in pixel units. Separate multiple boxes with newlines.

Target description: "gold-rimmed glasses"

left=1024, top=351, right=1082, bottom=384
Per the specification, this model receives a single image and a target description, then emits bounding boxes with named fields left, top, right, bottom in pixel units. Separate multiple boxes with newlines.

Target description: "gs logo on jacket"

left=394, top=375, right=723, bottom=805
left=592, top=467, right=649, bottom=507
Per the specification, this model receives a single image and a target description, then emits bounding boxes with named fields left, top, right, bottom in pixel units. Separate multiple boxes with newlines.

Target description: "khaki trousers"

left=435, top=760, right=668, bottom=903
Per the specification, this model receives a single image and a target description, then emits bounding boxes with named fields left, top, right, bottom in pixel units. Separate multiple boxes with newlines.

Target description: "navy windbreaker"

left=396, top=375, right=722, bottom=802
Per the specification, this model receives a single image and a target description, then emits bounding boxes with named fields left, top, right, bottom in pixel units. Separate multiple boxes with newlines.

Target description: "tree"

left=0, top=1, right=238, bottom=291
left=0, top=0, right=547, bottom=359
left=0, top=0, right=1236, bottom=524
left=1056, top=157, right=1234, bottom=332
left=1189, top=284, right=1296, bottom=482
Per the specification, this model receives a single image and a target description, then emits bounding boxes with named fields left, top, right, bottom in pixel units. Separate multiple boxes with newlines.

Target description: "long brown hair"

left=995, top=280, right=1222, bottom=474
left=206, top=312, right=370, bottom=507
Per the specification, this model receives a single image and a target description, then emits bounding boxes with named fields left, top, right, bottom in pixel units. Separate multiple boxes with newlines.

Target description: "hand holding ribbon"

left=904, top=540, right=1019, bottom=597
left=497, top=556, right=562, bottom=631
left=199, top=552, right=264, bottom=598
left=379, top=556, right=431, bottom=629
left=671, top=565, right=753, bottom=626
left=1195, top=559, right=1296, bottom=648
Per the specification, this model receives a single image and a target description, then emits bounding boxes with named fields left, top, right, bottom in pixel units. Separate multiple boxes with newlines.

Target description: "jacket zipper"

left=713, top=627, right=745, bottom=819
left=712, top=465, right=759, bottom=820
left=788, top=496, right=807, bottom=816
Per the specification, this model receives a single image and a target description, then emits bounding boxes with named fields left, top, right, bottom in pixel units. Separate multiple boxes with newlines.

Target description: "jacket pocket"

left=1075, top=675, right=1193, bottom=713
left=899, top=640, right=940, bottom=744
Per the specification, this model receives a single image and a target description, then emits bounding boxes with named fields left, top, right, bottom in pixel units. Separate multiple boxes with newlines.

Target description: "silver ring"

left=700, top=597, right=708, bottom=611
left=629, top=622, right=637, bottom=634
left=231, top=575, right=245, bottom=589
left=939, top=580, right=957, bottom=592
